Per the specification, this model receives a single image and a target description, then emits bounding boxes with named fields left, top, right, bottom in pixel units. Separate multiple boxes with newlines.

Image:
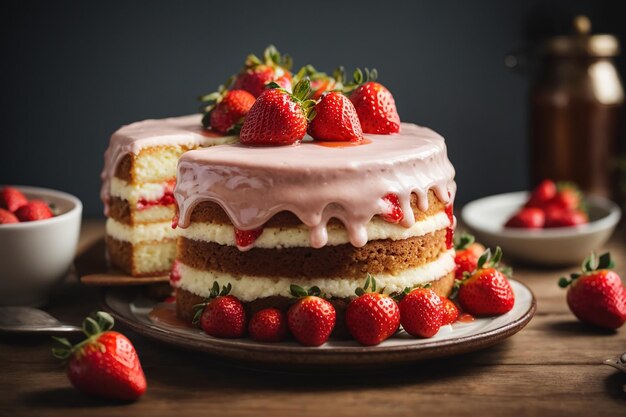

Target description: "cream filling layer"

left=175, top=249, right=455, bottom=301
left=106, top=218, right=176, bottom=244
left=181, top=212, right=451, bottom=248
left=110, top=177, right=173, bottom=205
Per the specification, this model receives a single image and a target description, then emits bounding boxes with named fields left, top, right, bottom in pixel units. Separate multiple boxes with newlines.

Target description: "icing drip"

left=174, top=123, right=456, bottom=249
left=100, top=114, right=236, bottom=215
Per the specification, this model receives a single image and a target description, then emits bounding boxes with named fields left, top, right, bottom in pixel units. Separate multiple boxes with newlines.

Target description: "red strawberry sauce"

left=445, top=203, right=454, bottom=249
left=315, top=138, right=372, bottom=148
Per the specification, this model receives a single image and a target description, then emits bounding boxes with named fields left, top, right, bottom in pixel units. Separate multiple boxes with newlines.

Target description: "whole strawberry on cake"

left=172, top=67, right=457, bottom=329
left=101, top=46, right=474, bottom=344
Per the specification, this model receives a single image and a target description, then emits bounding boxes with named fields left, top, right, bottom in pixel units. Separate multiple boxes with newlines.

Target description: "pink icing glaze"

left=174, top=123, right=456, bottom=249
left=100, top=114, right=236, bottom=215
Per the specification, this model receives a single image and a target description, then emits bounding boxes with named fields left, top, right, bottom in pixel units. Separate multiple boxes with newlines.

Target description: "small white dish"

left=0, top=186, right=82, bottom=306
left=461, top=191, right=621, bottom=266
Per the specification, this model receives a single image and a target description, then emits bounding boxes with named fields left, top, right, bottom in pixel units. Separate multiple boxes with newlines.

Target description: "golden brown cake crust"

left=189, top=190, right=446, bottom=227
left=178, top=229, right=447, bottom=279
left=174, top=271, right=456, bottom=327
left=106, top=236, right=172, bottom=277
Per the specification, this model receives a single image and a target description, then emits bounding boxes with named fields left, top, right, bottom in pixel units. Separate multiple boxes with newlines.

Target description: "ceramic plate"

left=102, top=279, right=535, bottom=370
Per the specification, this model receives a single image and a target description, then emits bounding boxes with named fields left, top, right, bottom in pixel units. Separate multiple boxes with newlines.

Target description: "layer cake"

left=171, top=122, right=456, bottom=321
left=101, top=115, right=237, bottom=276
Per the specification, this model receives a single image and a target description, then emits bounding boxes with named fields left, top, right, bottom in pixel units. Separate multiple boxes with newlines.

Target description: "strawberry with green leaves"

left=559, top=252, right=626, bottom=329
left=345, top=274, right=400, bottom=345
left=52, top=312, right=147, bottom=401
left=397, top=286, right=444, bottom=338
left=199, top=77, right=256, bottom=134
left=292, top=65, right=344, bottom=100
left=288, top=285, right=336, bottom=346
left=232, top=45, right=293, bottom=98
left=239, top=78, right=316, bottom=146
left=343, top=68, right=401, bottom=134
left=308, top=91, right=363, bottom=142
left=454, top=233, right=485, bottom=280
left=193, top=282, right=246, bottom=338
left=457, top=247, right=515, bottom=316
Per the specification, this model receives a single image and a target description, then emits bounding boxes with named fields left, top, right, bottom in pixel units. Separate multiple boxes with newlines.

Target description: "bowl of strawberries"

left=0, top=185, right=82, bottom=306
left=461, top=180, right=621, bottom=265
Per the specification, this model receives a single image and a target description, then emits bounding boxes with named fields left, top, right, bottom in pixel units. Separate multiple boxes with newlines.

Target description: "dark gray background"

left=2, top=0, right=625, bottom=217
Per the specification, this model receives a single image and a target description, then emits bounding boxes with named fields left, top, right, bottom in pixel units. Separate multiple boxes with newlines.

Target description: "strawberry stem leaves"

left=192, top=281, right=233, bottom=324
left=559, top=252, right=614, bottom=288
left=454, top=233, right=475, bottom=251
left=51, top=311, right=115, bottom=361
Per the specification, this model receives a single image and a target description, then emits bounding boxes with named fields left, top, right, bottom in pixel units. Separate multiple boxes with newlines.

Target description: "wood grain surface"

left=1, top=219, right=625, bottom=416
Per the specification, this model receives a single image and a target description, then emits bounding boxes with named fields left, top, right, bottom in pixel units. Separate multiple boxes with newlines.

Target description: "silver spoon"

left=0, top=306, right=82, bottom=334
left=603, top=352, right=626, bottom=373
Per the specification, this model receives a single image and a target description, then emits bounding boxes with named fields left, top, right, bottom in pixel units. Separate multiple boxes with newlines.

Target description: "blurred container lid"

left=542, top=15, right=619, bottom=57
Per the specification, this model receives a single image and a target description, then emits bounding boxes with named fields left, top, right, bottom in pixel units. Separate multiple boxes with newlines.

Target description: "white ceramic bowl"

left=461, top=191, right=621, bottom=266
left=0, top=186, right=82, bottom=306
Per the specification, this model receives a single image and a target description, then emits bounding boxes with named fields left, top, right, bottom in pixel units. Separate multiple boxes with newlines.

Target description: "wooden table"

left=2, top=219, right=625, bottom=416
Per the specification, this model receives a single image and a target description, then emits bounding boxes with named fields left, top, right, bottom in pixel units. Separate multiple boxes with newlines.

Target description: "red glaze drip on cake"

left=174, top=123, right=456, bottom=249
left=100, top=115, right=235, bottom=215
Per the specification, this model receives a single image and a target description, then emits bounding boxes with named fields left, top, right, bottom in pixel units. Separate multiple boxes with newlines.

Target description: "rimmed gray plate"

left=102, top=279, right=535, bottom=370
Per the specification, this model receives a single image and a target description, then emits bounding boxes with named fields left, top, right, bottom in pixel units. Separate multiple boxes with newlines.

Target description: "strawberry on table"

left=308, top=91, right=363, bottom=142
left=0, top=208, right=19, bottom=224
left=288, top=285, right=336, bottom=346
left=398, top=287, right=444, bottom=338
left=344, top=68, right=400, bottom=134
left=15, top=200, right=53, bottom=222
left=0, top=187, right=28, bottom=212
left=239, top=78, right=315, bottom=146
left=457, top=247, right=515, bottom=316
left=194, top=282, right=246, bottom=338
left=52, top=312, right=146, bottom=401
left=232, top=45, right=293, bottom=98
left=345, top=274, right=400, bottom=346
left=559, top=252, right=626, bottom=329
left=248, top=308, right=288, bottom=343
